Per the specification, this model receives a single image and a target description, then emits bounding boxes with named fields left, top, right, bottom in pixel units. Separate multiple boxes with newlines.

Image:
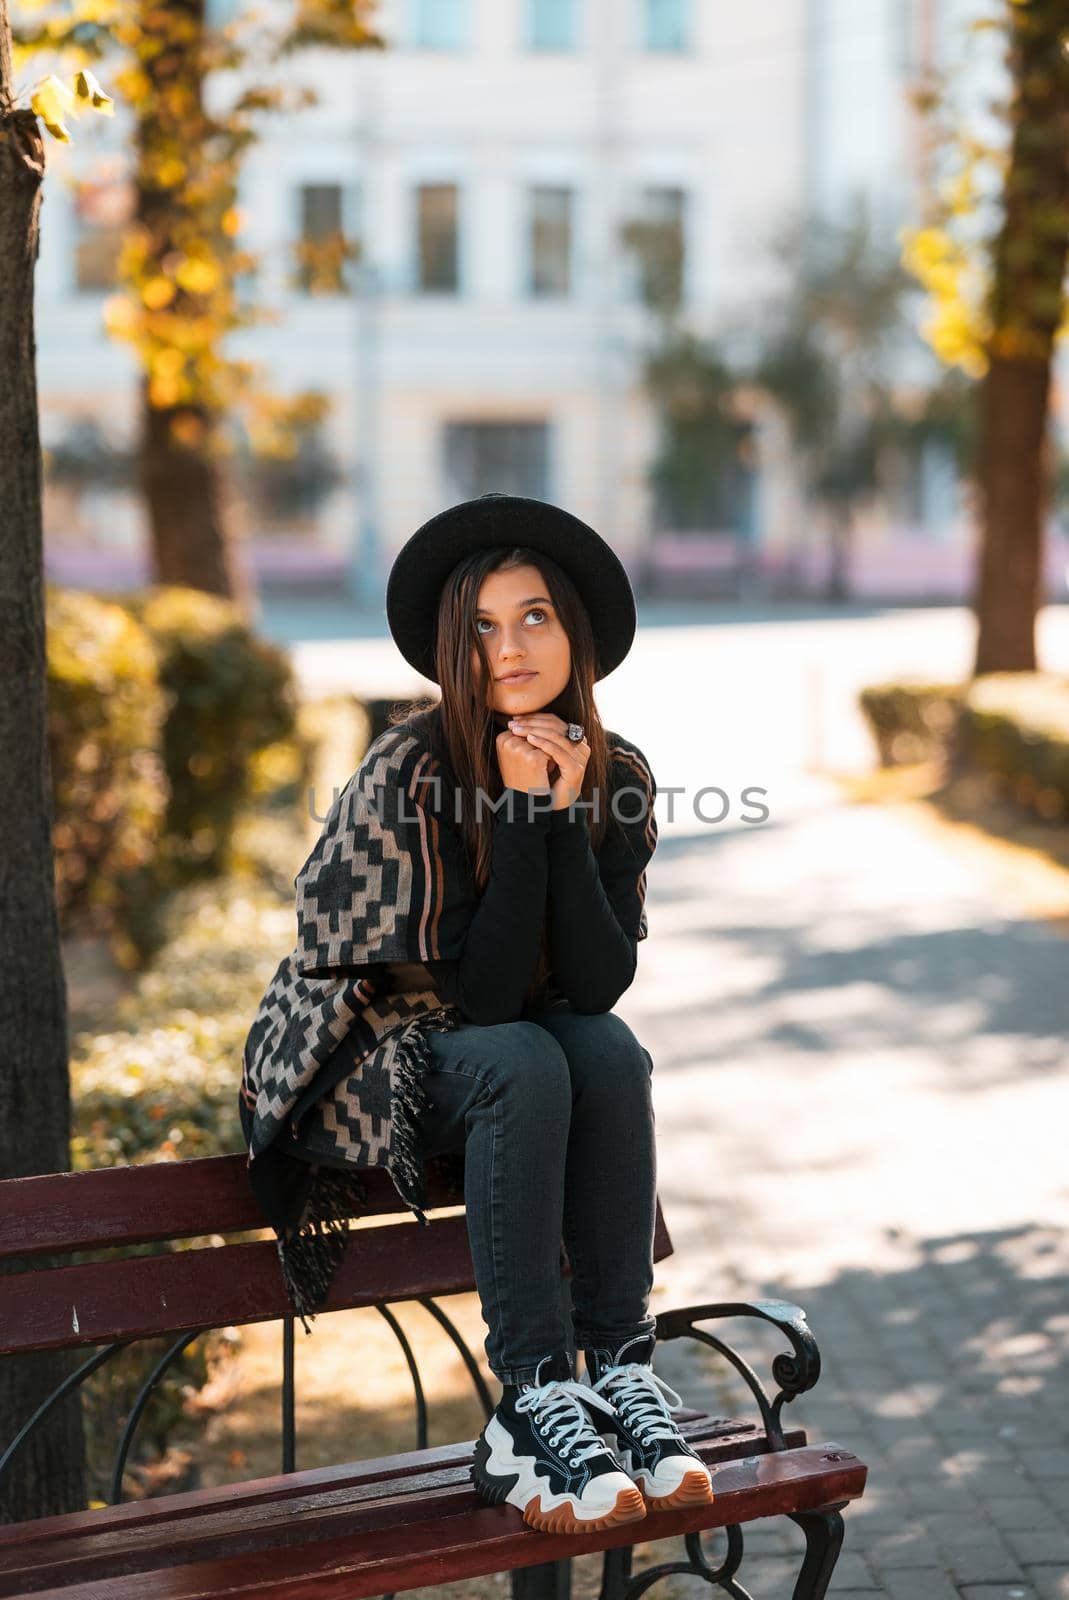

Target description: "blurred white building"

left=39, top=0, right=1035, bottom=603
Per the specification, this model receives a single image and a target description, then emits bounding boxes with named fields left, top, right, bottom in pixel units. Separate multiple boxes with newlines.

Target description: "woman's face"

left=470, top=562, right=572, bottom=713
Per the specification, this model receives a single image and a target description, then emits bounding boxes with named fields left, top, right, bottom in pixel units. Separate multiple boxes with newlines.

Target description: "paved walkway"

left=640, top=776, right=1069, bottom=1599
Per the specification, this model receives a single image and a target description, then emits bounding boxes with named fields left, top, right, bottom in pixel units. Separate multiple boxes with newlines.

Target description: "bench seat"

left=0, top=1411, right=866, bottom=1599
left=0, top=1155, right=868, bottom=1600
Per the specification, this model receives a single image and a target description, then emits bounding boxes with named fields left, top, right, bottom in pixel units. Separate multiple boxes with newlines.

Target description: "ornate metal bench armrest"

left=654, top=1297, right=821, bottom=1452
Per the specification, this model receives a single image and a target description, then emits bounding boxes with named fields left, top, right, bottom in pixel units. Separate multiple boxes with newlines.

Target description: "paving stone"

left=1028, top=1569, right=1069, bottom=1600
left=1015, top=1452, right=1069, bottom=1481
left=958, top=1587, right=1039, bottom=1600
left=1039, top=1482, right=1069, bottom=1514
left=840, top=1552, right=885, bottom=1587
left=904, top=1475, right=985, bottom=1513
left=937, top=1539, right=1026, bottom=1585
left=874, top=1569, right=963, bottom=1600
left=866, top=1529, right=946, bottom=1569
left=1005, top=1533, right=1069, bottom=1565
left=973, top=1497, right=1065, bottom=1533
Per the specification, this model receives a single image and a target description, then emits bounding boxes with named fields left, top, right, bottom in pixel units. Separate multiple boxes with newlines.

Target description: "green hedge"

left=859, top=671, right=1069, bottom=823
left=960, top=672, right=1069, bottom=822
left=47, top=584, right=301, bottom=966
left=858, top=679, right=965, bottom=767
left=125, top=586, right=299, bottom=884
left=45, top=587, right=170, bottom=946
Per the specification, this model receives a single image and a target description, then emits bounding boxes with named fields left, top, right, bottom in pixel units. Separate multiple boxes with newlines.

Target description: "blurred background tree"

left=624, top=188, right=973, bottom=602
left=641, top=334, right=750, bottom=537
left=750, top=201, right=947, bottom=601
left=12, top=0, right=385, bottom=611
left=902, top=0, right=1069, bottom=675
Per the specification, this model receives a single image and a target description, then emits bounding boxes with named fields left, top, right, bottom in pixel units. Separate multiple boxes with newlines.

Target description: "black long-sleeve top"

left=427, top=737, right=657, bottom=1025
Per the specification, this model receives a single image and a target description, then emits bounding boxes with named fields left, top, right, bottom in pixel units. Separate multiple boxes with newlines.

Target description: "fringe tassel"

left=276, top=1003, right=463, bottom=1333
left=387, top=1005, right=464, bottom=1224
left=277, top=1163, right=371, bottom=1336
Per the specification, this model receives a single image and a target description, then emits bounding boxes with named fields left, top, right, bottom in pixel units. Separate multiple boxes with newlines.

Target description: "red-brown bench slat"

left=1, top=1443, right=865, bottom=1600
left=0, top=1200, right=673, bottom=1358
left=0, top=1155, right=673, bottom=1265
left=0, top=1157, right=463, bottom=1259
left=0, top=1418, right=801, bottom=1591
left=0, top=1416, right=780, bottom=1555
left=0, top=1216, right=482, bottom=1355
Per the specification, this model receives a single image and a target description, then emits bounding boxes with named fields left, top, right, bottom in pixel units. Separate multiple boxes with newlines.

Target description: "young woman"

left=239, top=493, right=714, bottom=1536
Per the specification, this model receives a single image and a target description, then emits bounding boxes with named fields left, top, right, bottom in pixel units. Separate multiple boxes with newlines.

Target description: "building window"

left=624, top=185, right=686, bottom=310
left=527, top=0, right=576, bottom=51
left=643, top=0, right=689, bottom=52
left=411, top=0, right=467, bottom=49
left=527, top=185, right=573, bottom=297
left=73, top=168, right=134, bottom=292
left=444, top=421, right=550, bottom=501
left=293, top=183, right=359, bottom=294
left=417, top=183, right=459, bottom=293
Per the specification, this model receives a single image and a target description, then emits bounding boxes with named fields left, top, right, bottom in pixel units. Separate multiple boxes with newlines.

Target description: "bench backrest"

left=0, top=1154, right=675, bottom=1356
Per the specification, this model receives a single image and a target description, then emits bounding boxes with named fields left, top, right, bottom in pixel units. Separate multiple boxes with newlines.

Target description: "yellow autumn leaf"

left=73, top=68, right=115, bottom=115
left=175, top=258, right=221, bottom=295
left=149, top=373, right=183, bottom=407
left=30, top=74, right=75, bottom=142
left=152, top=349, right=185, bottom=378
left=143, top=277, right=176, bottom=309
left=156, top=158, right=186, bottom=188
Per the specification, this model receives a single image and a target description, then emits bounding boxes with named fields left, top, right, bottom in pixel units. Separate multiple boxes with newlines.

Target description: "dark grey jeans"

left=416, top=1003, right=658, bottom=1388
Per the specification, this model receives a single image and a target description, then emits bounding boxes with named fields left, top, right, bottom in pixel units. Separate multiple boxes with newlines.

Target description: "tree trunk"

left=135, top=0, right=252, bottom=613
left=141, top=375, right=253, bottom=609
left=973, top=355, right=1049, bottom=673
left=0, top=22, right=88, bottom=1520
left=825, top=504, right=852, bottom=602
left=972, top=0, right=1069, bottom=676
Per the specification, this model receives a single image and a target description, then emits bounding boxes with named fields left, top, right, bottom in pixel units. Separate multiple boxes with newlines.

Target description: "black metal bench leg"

left=511, top=1560, right=572, bottom=1600
left=786, top=1502, right=849, bottom=1600
left=598, top=1543, right=634, bottom=1600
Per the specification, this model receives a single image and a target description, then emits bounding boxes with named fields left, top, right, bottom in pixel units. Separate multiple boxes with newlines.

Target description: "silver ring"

left=566, top=723, right=585, bottom=743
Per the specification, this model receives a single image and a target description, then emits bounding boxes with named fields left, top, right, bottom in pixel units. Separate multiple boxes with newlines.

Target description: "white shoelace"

left=589, top=1362, right=686, bottom=1444
left=514, top=1378, right=621, bottom=1468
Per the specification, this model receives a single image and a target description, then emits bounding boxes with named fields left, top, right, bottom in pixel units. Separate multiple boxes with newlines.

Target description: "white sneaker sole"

left=473, top=1415, right=648, bottom=1533
left=600, top=1432, right=716, bottom=1509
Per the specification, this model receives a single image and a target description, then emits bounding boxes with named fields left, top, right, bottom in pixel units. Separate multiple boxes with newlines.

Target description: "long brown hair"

left=393, top=544, right=612, bottom=1012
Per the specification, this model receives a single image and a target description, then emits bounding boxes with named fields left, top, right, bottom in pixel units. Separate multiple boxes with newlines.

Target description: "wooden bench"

left=0, top=1154, right=868, bottom=1599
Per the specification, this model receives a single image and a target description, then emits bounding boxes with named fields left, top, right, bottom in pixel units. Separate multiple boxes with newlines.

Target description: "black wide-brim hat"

left=385, top=492, right=637, bottom=685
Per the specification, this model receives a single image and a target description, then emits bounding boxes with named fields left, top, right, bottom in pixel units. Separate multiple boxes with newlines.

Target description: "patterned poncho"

left=239, top=716, right=657, bottom=1332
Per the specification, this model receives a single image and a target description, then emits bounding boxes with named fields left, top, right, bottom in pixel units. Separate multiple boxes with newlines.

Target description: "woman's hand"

left=505, top=714, right=590, bottom=812
left=496, top=730, right=552, bottom=796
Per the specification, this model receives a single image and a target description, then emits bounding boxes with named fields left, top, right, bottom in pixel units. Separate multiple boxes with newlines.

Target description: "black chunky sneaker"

left=582, top=1333, right=715, bottom=1510
left=471, top=1351, right=647, bottom=1533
